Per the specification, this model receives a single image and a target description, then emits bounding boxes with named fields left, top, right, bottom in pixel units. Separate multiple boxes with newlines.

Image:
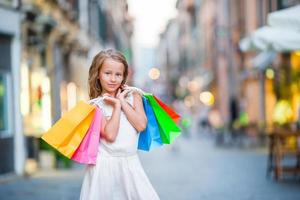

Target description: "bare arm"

left=119, top=91, right=147, bottom=132
left=100, top=96, right=121, bottom=143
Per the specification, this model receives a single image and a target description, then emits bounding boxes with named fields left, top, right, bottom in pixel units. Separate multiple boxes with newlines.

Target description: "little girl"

left=79, top=49, right=160, bottom=200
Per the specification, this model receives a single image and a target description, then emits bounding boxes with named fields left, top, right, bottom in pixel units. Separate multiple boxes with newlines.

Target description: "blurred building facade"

left=157, top=0, right=210, bottom=105
left=0, top=0, right=25, bottom=175
left=157, top=0, right=300, bottom=137
left=200, top=0, right=300, bottom=133
left=202, top=0, right=300, bottom=132
left=0, top=0, right=133, bottom=176
left=238, top=1, right=300, bottom=130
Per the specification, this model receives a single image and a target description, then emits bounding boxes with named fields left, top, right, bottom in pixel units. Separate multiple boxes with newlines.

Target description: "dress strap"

left=125, top=91, right=134, bottom=107
left=87, top=97, right=104, bottom=108
left=126, top=86, right=145, bottom=96
left=87, top=90, right=139, bottom=117
left=126, top=86, right=149, bottom=107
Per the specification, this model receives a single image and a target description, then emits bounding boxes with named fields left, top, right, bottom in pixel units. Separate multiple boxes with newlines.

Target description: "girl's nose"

left=110, top=75, right=116, bottom=82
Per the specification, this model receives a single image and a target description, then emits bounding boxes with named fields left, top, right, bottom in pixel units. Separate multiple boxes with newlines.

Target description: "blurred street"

left=1, top=0, right=300, bottom=199
left=1, top=134, right=300, bottom=200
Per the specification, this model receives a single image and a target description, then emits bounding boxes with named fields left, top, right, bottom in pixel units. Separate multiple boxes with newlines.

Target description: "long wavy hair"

left=88, top=49, right=129, bottom=99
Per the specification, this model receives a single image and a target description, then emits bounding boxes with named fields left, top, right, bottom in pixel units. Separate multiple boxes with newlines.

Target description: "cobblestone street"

left=1, top=135, right=300, bottom=200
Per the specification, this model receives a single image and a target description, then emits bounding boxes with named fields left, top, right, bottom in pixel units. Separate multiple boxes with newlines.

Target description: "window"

left=0, top=72, right=12, bottom=137
left=0, top=0, right=19, bottom=8
left=277, top=0, right=300, bottom=9
left=0, top=34, right=13, bottom=138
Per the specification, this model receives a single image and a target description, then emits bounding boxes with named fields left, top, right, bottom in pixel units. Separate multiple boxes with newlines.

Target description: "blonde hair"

left=88, top=49, right=129, bottom=99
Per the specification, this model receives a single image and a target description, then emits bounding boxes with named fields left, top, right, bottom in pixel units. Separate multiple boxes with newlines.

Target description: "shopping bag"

left=41, top=101, right=96, bottom=158
left=153, top=96, right=181, bottom=123
left=126, top=87, right=180, bottom=123
left=144, top=94, right=181, bottom=144
left=138, top=96, right=163, bottom=151
left=71, top=107, right=102, bottom=164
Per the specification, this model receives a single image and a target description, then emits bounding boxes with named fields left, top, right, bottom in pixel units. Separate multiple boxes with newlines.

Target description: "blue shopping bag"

left=138, top=96, right=163, bottom=151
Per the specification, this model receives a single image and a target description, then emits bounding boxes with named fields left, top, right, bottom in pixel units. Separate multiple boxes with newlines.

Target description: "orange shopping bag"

left=41, top=101, right=96, bottom=158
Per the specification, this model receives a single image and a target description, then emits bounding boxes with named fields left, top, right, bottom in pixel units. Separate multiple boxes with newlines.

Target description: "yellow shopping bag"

left=41, top=101, right=96, bottom=158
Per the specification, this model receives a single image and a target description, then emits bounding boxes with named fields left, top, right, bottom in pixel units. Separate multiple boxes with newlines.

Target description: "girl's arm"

left=100, top=96, right=122, bottom=143
left=119, top=91, right=147, bottom=132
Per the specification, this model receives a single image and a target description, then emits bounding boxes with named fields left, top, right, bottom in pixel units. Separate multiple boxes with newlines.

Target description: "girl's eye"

left=117, top=74, right=122, bottom=77
left=105, top=72, right=111, bottom=75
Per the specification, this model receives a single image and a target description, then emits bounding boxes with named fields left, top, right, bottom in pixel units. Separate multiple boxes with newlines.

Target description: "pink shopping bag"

left=71, top=107, right=102, bottom=164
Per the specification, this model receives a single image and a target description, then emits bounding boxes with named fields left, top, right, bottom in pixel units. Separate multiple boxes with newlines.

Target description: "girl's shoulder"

left=126, top=86, right=144, bottom=96
left=88, top=96, right=111, bottom=117
left=87, top=96, right=105, bottom=108
left=125, top=86, right=145, bottom=107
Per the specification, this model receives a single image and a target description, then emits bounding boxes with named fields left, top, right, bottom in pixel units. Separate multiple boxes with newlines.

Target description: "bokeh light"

left=265, top=68, right=275, bottom=79
left=199, top=91, right=214, bottom=106
left=148, top=68, right=160, bottom=80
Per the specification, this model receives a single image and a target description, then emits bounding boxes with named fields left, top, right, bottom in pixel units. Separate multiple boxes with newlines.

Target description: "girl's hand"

left=121, top=84, right=130, bottom=90
left=116, top=87, right=131, bottom=102
left=103, top=93, right=121, bottom=108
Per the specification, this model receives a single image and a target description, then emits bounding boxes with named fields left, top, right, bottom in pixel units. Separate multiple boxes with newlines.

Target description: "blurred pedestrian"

left=229, top=97, right=239, bottom=140
left=80, top=49, right=160, bottom=199
left=197, top=106, right=212, bottom=134
left=208, top=108, right=223, bottom=131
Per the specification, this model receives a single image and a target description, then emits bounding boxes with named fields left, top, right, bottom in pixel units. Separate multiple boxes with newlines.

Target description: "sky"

left=127, top=0, right=178, bottom=87
left=127, top=0, right=178, bottom=48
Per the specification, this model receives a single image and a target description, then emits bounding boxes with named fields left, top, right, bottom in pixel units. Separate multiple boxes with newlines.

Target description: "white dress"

left=79, top=92, right=160, bottom=200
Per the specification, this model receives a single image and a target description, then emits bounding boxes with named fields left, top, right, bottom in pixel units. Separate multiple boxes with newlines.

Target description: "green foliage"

left=39, top=138, right=73, bottom=168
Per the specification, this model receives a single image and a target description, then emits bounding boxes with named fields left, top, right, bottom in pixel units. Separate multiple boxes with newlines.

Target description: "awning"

left=252, top=51, right=277, bottom=70
left=239, top=26, right=300, bottom=52
left=268, top=5, right=300, bottom=31
left=239, top=5, right=300, bottom=52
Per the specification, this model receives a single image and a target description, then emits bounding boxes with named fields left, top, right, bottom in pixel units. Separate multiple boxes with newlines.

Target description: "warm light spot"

left=265, top=68, right=274, bottom=79
left=148, top=68, right=160, bottom=80
left=187, top=81, right=199, bottom=92
left=67, top=82, right=77, bottom=110
left=199, top=91, right=214, bottom=106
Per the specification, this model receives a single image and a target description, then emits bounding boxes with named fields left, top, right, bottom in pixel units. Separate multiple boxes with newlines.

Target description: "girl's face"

left=99, top=58, right=125, bottom=95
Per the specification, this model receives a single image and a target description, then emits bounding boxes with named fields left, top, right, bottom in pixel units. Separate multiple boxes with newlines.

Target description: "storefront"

left=239, top=5, right=300, bottom=130
left=0, top=4, right=26, bottom=175
left=19, top=1, right=94, bottom=171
